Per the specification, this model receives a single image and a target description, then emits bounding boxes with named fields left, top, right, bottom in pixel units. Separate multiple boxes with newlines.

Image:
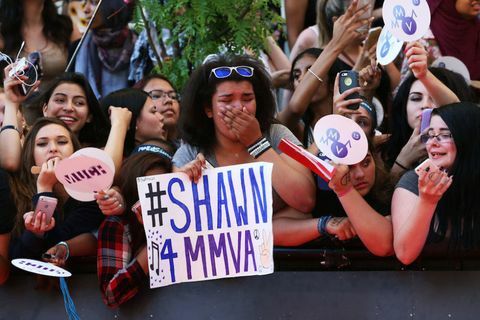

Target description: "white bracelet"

left=57, top=241, right=70, bottom=260
left=308, top=68, right=324, bottom=83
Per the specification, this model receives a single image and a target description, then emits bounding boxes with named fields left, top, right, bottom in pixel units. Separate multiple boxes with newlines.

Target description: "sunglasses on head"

left=210, top=66, right=254, bottom=79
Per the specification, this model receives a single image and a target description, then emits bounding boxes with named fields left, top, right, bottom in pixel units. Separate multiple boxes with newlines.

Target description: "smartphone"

left=19, top=52, right=43, bottom=96
left=339, top=70, right=360, bottom=110
left=415, top=158, right=431, bottom=175
left=34, top=196, right=58, bottom=224
left=364, top=27, right=382, bottom=51
left=420, top=109, right=433, bottom=134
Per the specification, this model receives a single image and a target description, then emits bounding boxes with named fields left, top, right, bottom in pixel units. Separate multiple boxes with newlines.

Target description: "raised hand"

left=3, top=63, right=39, bottom=104
left=396, top=120, right=427, bottom=170
left=333, top=73, right=363, bottom=116
left=109, top=106, right=132, bottom=128
left=405, top=41, right=428, bottom=80
left=330, top=0, right=373, bottom=51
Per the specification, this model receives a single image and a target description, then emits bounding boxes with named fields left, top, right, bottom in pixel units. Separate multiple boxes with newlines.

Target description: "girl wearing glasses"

left=392, top=102, right=480, bottom=265
left=135, top=74, right=181, bottom=148
left=380, top=42, right=475, bottom=180
left=174, top=54, right=316, bottom=225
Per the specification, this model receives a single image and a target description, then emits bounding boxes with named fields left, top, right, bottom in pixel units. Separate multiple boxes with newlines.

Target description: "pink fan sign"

left=55, top=148, right=115, bottom=201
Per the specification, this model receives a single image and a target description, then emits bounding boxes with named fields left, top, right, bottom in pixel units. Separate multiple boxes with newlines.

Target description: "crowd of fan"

left=0, top=0, right=479, bottom=308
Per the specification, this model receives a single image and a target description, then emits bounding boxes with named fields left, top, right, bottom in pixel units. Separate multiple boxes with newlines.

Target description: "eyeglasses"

left=420, top=131, right=453, bottom=144
left=148, top=90, right=179, bottom=101
left=210, top=66, right=254, bottom=79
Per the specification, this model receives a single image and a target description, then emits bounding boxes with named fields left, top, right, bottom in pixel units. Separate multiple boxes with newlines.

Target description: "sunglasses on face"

left=210, top=66, right=254, bottom=79
left=148, top=90, right=179, bottom=101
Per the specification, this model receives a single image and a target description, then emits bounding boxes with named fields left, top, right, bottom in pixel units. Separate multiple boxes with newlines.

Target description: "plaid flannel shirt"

left=97, top=216, right=147, bottom=308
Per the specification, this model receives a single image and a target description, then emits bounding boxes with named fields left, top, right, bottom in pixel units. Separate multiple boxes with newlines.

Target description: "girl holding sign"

left=4, top=118, right=104, bottom=271
left=173, top=54, right=316, bottom=215
left=97, top=151, right=172, bottom=307
left=392, top=102, right=480, bottom=265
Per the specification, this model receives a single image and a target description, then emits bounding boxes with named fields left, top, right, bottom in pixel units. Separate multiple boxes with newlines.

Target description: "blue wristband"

left=318, top=215, right=332, bottom=236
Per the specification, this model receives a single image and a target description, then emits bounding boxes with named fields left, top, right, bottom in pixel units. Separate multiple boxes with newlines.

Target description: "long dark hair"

left=381, top=67, right=475, bottom=168
left=99, top=88, right=150, bottom=155
left=432, top=102, right=480, bottom=249
left=9, top=117, right=81, bottom=236
left=116, top=152, right=172, bottom=254
left=41, top=73, right=109, bottom=148
left=180, top=54, right=276, bottom=152
left=0, top=0, right=72, bottom=55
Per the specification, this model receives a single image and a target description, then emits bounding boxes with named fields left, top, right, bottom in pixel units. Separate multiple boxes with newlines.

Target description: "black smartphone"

left=338, top=70, right=360, bottom=110
left=19, top=51, right=43, bottom=96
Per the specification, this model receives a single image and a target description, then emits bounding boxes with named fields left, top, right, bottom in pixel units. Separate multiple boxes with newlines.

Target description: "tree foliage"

left=136, top=0, right=282, bottom=90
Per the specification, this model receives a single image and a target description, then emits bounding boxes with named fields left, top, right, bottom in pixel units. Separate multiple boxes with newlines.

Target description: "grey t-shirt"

left=173, top=124, right=302, bottom=167
left=172, top=124, right=303, bottom=212
left=396, top=170, right=419, bottom=195
left=395, top=169, right=446, bottom=244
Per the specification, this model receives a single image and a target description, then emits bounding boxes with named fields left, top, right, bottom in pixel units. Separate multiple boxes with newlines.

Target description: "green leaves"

left=136, top=0, right=282, bottom=90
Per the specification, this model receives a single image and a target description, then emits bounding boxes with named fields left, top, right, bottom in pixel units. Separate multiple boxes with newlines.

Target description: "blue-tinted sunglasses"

left=210, top=66, right=254, bottom=79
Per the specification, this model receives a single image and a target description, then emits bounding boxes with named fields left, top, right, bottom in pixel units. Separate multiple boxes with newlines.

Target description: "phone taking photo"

left=339, top=70, right=361, bottom=110
left=34, top=196, right=57, bottom=224
left=364, top=27, right=382, bottom=51
left=420, top=109, right=433, bottom=134
left=20, top=52, right=43, bottom=96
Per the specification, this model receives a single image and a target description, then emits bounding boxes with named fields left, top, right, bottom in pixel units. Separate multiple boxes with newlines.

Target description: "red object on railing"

left=278, top=139, right=335, bottom=182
